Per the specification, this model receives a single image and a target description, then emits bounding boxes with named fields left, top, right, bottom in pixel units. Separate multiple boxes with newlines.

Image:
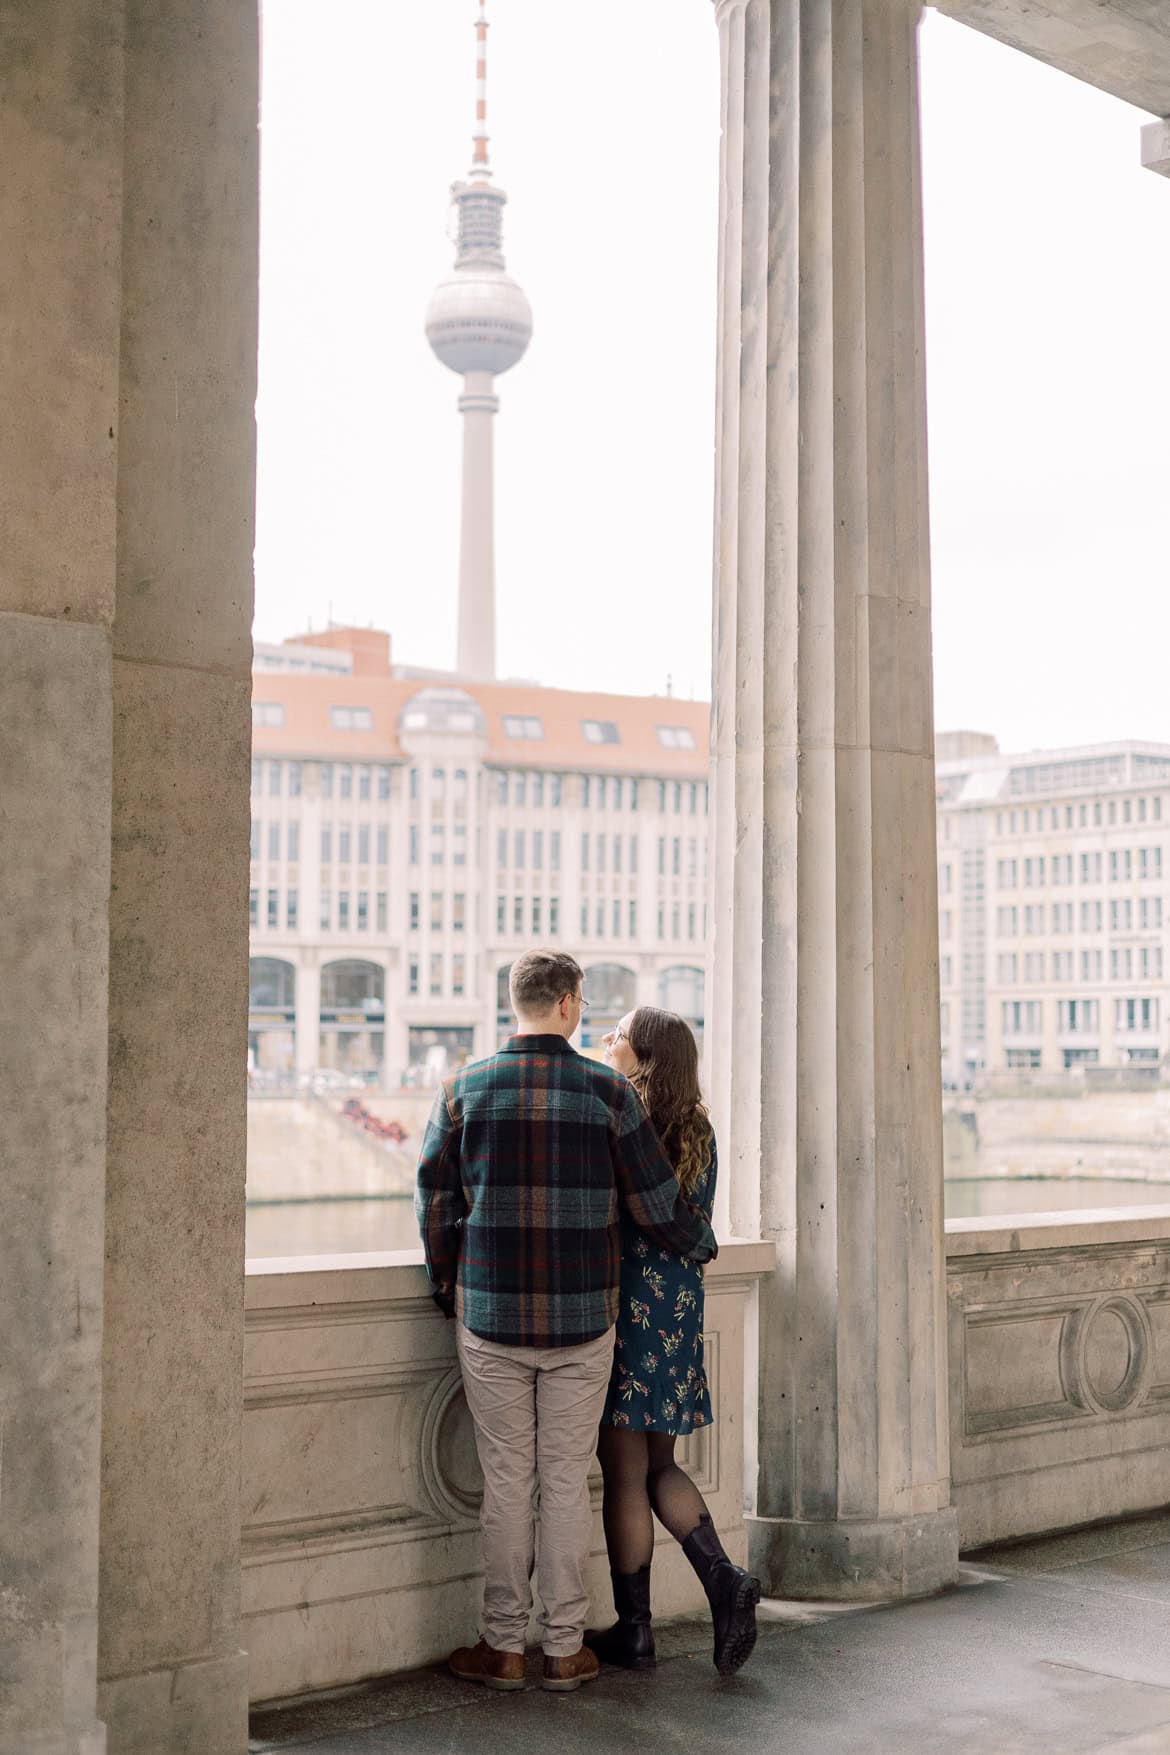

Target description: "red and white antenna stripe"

left=472, top=0, right=490, bottom=174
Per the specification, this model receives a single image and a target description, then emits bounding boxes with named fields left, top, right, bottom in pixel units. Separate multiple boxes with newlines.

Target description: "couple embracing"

left=415, top=948, right=759, bottom=1693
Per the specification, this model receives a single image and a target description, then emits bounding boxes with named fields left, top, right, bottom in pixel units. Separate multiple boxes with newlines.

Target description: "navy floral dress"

left=602, top=1132, right=717, bottom=1435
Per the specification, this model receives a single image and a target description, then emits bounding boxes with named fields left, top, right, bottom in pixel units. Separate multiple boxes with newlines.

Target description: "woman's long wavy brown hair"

left=625, top=1007, right=712, bottom=1194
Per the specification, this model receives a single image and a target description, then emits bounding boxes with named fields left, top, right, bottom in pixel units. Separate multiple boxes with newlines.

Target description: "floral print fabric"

left=601, top=1138, right=716, bottom=1435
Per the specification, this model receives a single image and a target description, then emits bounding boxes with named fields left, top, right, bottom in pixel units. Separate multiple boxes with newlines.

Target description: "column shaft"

left=0, top=4, right=123, bottom=1748
left=710, top=0, right=957, bottom=1599
left=97, top=1, right=258, bottom=1748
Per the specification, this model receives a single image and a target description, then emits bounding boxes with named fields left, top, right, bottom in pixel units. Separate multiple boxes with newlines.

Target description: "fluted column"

left=708, top=0, right=958, bottom=1599
left=457, top=370, right=498, bottom=679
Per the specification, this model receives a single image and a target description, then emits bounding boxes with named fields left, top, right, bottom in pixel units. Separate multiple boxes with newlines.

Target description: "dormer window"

left=330, top=705, right=373, bottom=730
left=581, top=719, right=620, bottom=745
left=656, top=725, right=696, bottom=750
left=503, top=714, right=544, bottom=740
left=252, top=702, right=285, bottom=727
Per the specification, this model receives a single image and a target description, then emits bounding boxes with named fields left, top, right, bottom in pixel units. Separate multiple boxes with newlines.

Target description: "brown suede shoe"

left=542, top=1647, right=600, bottom=1692
left=448, top=1638, right=526, bottom=1690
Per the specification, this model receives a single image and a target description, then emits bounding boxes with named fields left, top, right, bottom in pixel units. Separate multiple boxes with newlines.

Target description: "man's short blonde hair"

left=509, top=949, right=584, bottom=1017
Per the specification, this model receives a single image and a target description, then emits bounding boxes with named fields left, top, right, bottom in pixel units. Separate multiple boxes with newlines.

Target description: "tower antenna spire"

left=472, top=1, right=491, bottom=179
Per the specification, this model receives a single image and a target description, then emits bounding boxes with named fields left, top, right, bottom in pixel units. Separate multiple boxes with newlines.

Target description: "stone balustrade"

left=241, top=1240, right=775, bottom=1705
left=946, top=1209, right=1170, bottom=1550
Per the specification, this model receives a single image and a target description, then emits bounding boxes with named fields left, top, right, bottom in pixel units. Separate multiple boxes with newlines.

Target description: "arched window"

left=249, top=957, right=296, bottom=1011
left=583, top=963, right=637, bottom=1015
left=320, top=959, right=385, bottom=1010
left=658, top=965, right=705, bottom=1021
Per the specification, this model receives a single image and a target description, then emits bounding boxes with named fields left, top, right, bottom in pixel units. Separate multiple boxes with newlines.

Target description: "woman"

left=586, top=1006, right=759, bottom=1676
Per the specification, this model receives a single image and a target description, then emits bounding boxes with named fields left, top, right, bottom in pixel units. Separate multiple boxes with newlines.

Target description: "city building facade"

left=938, top=740, right=1170, bottom=1083
left=249, top=627, right=709, bottom=1084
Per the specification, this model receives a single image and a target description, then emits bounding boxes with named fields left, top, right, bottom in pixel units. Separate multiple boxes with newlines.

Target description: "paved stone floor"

left=249, top=1512, right=1170, bottom=1755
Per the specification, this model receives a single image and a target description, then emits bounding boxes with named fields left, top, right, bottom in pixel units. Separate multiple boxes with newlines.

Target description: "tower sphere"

left=425, top=266, right=533, bottom=378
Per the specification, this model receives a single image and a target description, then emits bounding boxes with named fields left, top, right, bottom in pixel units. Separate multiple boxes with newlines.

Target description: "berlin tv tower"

left=425, top=2, right=532, bottom=681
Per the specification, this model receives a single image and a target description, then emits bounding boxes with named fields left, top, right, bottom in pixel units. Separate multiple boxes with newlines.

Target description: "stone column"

left=0, top=11, right=121, bottom=1749
left=96, top=3, right=258, bottom=1751
left=707, top=0, right=958, bottom=1599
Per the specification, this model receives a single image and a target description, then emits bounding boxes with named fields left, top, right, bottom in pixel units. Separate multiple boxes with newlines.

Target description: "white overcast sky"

left=255, top=3, right=1170, bottom=753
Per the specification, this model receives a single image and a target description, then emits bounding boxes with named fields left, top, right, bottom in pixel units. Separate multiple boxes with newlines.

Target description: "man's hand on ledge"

left=432, top=1285, right=456, bottom=1320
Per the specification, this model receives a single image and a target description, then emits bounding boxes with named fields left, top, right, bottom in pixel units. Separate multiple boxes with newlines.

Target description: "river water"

left=244, top=1177, right=1170, bottom=1258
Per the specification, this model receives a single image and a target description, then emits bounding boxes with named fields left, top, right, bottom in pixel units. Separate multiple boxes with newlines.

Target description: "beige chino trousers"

left=456, top=1322, right=616, bottom=1657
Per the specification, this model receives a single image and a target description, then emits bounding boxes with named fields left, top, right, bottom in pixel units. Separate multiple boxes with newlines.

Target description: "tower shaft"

left=457, top=372, right=499, bottom=679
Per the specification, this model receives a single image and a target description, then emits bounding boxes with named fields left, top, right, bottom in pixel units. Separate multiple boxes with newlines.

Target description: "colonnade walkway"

left=248, top=1512, right=1170, bottom=1755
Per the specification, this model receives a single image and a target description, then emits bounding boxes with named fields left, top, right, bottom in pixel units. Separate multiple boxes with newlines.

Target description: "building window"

left=268, top=761, right=282, bottom=797
left=495, top=772, right=508, bottom=804
left=410, top=825, right=420, bottom=865
left=454, top=823, right=467, bottom=865
left=997, top=954, right=1017, bottom=985
left=339, top=766, right=353, bottom=800
left=339, top=827, right=351, bottom=863
left=533, top=897, right=543, bottom=934
left=503, top=714, right=544, bottom=740
left=657, top=905, right=665, bottom=940
left=551, top=775, right=562, bottom=807
left=612, top=899, right=621, bottom=937
left=338, top=891, right=350, bottom=929
left=688, top=902, right=697, bottom=939
left=431, top=892, right=443, bottom=932
left=428, top=954, right=443, bottom=995
left=251, top=759, right=262, bottom=792
left=533, top=831, right=544, bottom=871
left=377, top=824, right=389, bottom=864
left=1058, top=998, right=1099, bottom=1033
left=581, top=775, right=592, bottom=808
left=358, top=767, right=371, bottom=801
left=671, top=903, right=680, bottom=940
left=630, top=780, right=639, bottom=811
left=285, top=822, right=299, bottom=863
left=252, top=701, right=285, bottom=727
left=549, top=897, right=560, bottom=935
left=408, top=957, right=419, bottom=996
left=597, top=835, right=606, bottom=874
left=410, top=891, right=420, bottom=930
left=628, top=899, right=637, bottom=937
left=673, top=783, right=682, bottom=813
left=266, top=821, right=280, bottom=862
left=550, top=832, right=561, bottom=871
left=596, top=900, right=605, bottom=936
left=249, top=887, right=259, bottom=928
left=614, top=836, right=623, bottom=874
left=267, top=889, right=279, bottom=929
left=1002, top=1000, right=1042, bottom=1034
left=357, top=891, right=369, bottom=930
left=319, top=889, right=331, bottom=930
left=330, top=705, right=373, bottom=730
left=514, top=773, right=527, bottom=806
left=514, top=830, right=526, bottom=869
left=320, top=763, right=334, bottom=799
left=672, top=838, right=681, bottom=876
left=656, top=724, right=696, bottom=750
left=452, top=954, right=466, bottom=997
left=996, top=907, right=1018, bottom=936
left=453, top=892, right=466, bottom=931
left=358, top=825, right=370, bottom=864
left=629, top=836, right=639, bottom=874
left=288, top=762, right=302, bottom=796
left=581, top=719, right=621, bottom=745
left=378, top=767, right=391, bottom=801
left=533, top=773, right=544, bottom=806
left=580, top=901, right=589, bottom=937
left=513, top=897, right=524, bottom=934
left=496, top=894, right=506, bottom=933
left=581, top=833, right=590, bottom=872
left=497, top=829, right=508, bottom=868
left=376, top=892, right=387, bottom=932
left=251, top=818, right=261, bottom=861
left=658, top=781, right=667, bottom=813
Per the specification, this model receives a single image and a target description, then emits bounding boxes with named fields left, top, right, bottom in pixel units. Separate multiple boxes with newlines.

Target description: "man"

left=416, top=949, right=717, bottom=1693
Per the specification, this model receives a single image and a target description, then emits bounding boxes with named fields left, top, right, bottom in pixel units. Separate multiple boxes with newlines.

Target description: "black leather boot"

left=584, top=1565, right=656, bottom=1670
left=681, top=1514, right=760, bottom=1675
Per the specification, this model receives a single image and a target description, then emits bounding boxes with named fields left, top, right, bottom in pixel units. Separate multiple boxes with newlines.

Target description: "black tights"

left=597, top=1427, right=709, bottom=1574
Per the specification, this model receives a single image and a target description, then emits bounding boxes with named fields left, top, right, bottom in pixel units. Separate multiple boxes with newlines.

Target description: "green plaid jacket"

left=415, top=1034, right=718, bottom=1348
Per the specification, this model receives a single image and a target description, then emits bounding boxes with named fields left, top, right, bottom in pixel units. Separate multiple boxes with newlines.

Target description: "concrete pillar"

left=457, top=371, right=498, bottom=679
left=708, top=0, right=958, bottom=1598
left=96, top=4, right=258, bottom=1751
left=296, top=956, right=322, bottom=1079
left=0, top=9, right=121, bottom=1747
